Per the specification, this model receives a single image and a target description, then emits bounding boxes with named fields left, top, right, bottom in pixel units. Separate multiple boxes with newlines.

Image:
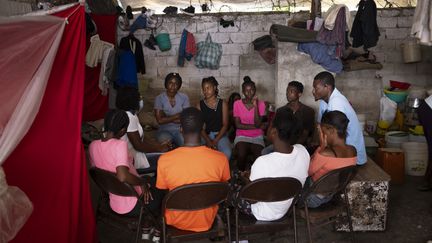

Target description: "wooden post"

left=311, top=0, right=321, bottom=20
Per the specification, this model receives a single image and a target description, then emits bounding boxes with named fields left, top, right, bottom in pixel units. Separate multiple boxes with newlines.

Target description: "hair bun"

left=243, top=76, right=252, bottom=83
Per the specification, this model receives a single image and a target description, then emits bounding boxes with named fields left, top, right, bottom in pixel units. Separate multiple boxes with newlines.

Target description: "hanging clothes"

left=317, top=6, right=347, bottom=57
left=411, top=0, right=432, bottom=46
left=85, top=34, right=114, bottom=67
left=116, top=50, right=138, bottom=88
left=350, top=0, right=380, bottom=49
left=119, top=34, right=146, bottom=74
left=178, top=29, right=196, bottom=67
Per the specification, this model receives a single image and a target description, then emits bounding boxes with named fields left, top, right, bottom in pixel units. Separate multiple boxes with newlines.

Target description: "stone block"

left=230, top=32, right=252, bottom=43
left=376, top=39, right=396, bottom=51
left=178, top=67, right=202, bottom=77
left=223, top=43, right=250, bottom=55
left=397, top=16, right=413, bottom=28
left=219, top=66, right=240, bottom=77
left=162, top=22, right=176, bottom=34
left=401, top=8, right=415, bottom=17
left=394, top=63, right=417, bottom=74
left=175, top=22, right=197, bottom=34
left=377, top=17, right=397, bottom=28
left=156, top=45, right=178, bottom=57
left=384, top=50, right=403, bottom=63
left=416, top=63, right=432, bottom=74
left=219, top=55, right=239, bottom=67
left=166, top=56, right=178, bottom=67
left=211, top=33, right=230, bottom=44
left=385, top=28, right=409, bottom=40
left=241, top=20, right=266, bottom=32
left=196, top=22, right=219, bottom=33
left=379, top=9, right=401, bottom=17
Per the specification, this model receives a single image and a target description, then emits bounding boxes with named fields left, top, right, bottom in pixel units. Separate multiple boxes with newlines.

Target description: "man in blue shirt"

left=312, top=71, right=366, bottom=165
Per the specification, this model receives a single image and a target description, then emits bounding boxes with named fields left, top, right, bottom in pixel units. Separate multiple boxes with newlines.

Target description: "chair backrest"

left=307, top=165, right=357, bottom=196
left=89, top=167, right=140, bottom=198
left=239, top=177, right=303, bottom=203
left=162, top=182, right=230, bottom=212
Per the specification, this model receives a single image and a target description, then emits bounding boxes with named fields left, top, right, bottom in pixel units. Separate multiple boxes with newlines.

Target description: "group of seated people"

left=89, top=71, right=360, bottom=242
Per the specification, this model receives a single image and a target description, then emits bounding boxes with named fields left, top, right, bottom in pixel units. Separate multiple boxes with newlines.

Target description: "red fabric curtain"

left=82, top=14, right=117, bottom=122
left=3, top=5, right=96, bottom=243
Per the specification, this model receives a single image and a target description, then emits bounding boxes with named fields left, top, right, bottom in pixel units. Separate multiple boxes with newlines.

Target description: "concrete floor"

left=92, top=174, right=432, bottom=243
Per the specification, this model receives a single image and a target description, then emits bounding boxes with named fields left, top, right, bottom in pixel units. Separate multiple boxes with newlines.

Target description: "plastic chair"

left=89, top=167, right=148, bottom=243
left=300, top=165, right=357, bottom=243
left=234, top=177, right=303, bottom=243
left=161, top=182, right=231, bottom=243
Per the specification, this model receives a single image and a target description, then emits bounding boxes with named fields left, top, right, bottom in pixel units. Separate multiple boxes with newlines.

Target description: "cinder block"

left=378, top=17, right=397, bottom=28
left=379, top=9, right=401, bottom=18
left=397, top=16, right=413, bottom=28
left=175, top=22, right=197, bottom=34
left=196, top=22, right=219, bottom=33
left=223, top=44, right=250, bottom=55
left=416, top=63, right=432, bottom=75
left=219, top=66, right=240, bottom=77
left=211, top=33, right=230, bottom=44
left=401, top=8, right=415, bottom=17
left=241, top=20, right=265, bottom=32
left=393, top=63, right=417, bottom=74
left=166, top=56, right=178, bottom=67
left=385, top=28, right=409, bottom=40
left=230, top=32, right=252, bottom=43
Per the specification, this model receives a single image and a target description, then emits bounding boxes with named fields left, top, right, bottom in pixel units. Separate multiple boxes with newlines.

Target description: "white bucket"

left=385, top=131, right=409, bottom=148
left=401, top=142, right=428, bottom=176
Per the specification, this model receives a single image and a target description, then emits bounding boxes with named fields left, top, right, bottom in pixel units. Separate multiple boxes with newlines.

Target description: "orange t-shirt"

left=156, top=146, right=231, bottom=232
left=308, top=149, right=357, bottom=182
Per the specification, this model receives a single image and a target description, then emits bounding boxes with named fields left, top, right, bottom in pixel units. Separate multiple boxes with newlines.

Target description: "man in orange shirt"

left=156, top=107, right=231, bottom=232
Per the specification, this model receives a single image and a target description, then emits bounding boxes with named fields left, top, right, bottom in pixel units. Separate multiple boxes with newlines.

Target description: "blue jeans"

left=261, top=144, right=274, bottom=155
left=156, top=129, right=184, bottom=147
left=207, top=132, right=232, bottom=160
left=136, top=152, right=163, bottom=175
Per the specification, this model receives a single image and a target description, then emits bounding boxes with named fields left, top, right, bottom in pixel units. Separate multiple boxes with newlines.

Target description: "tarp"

left=2, top=4, right=96, bottom=243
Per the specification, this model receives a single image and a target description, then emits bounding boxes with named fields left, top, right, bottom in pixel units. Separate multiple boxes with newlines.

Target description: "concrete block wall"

left=335, top=8, right=432, bottom=121
left=118, top=8, right=432, bottom=117
left=118, top=13, right=289, bottom=103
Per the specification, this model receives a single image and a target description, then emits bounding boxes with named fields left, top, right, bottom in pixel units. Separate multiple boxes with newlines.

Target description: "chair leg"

left=235, top=208, right=239, bottom=243
left=293, top=205, right=297, bottom=243
left=344, top=191, right=355, bottom=243
left=135, top=205, right=144, bottom=243
left=304, top=200, right=313, bottom=243
left=162, top=217, right=167, bottom=243
left=226, top=207, right=231, bottom=243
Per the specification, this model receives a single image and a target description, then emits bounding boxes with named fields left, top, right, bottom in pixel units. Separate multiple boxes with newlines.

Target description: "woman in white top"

left=116, top=87, right=171, bottom=172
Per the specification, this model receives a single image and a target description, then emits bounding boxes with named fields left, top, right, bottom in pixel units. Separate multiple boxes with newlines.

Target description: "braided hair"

left=104, top=109, right=130, bottom=135
left=202, top=76, right=219, bottom=96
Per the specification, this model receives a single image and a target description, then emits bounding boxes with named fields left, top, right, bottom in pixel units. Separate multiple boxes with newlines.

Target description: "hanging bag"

left=156, top=27, right=171, bottom=52
left=195, top=33, right=222, bottom=69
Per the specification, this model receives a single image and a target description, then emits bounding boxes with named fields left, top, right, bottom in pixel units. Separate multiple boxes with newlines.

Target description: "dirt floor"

left=92, top=173, right=432, bottom=243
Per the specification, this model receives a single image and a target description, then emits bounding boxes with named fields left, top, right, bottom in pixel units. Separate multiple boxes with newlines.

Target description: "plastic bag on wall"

left=0, top=167, right=33, bottom=242
left=379, top=96, right=397, bottom=124
left=195, top=33, right=222, bottom=70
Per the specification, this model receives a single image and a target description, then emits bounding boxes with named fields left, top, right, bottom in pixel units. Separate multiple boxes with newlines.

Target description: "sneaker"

left=181, top=6, right=195, bottom=16
left=142, top=227, right=152, bottom=240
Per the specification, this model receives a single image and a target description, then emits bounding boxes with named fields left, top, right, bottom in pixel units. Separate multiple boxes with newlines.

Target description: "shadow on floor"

left=94, top=175, right=432, bottom=243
